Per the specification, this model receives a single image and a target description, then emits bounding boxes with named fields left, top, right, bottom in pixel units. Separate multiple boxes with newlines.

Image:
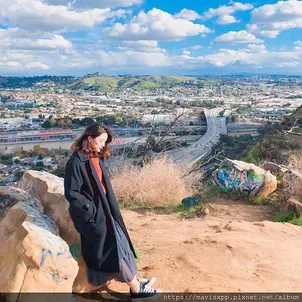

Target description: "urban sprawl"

left=1, top=75, right=302, bottom=185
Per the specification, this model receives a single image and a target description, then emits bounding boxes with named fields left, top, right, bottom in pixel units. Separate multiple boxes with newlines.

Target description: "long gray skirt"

left=87, top=219, right=137, bottom=286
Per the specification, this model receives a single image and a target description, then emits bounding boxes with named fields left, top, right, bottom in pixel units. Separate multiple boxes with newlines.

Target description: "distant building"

left=141, top=114, right=174, bottom=125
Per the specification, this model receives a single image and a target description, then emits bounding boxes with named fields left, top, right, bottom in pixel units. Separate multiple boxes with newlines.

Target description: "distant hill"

left=0, top=75, right=75, bottom=89
left=81, top=75, right=202, bottom=93
left=0, top=75, right=203, bottom=92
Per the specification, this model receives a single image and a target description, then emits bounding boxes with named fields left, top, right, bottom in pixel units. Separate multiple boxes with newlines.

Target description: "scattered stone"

left=284, top=197, right=302, bottom=217
left=263, top=162, right=287, bottom=176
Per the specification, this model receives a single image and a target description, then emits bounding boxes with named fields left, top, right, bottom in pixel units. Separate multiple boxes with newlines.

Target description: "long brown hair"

left=71, top=123, right=113, bottom=159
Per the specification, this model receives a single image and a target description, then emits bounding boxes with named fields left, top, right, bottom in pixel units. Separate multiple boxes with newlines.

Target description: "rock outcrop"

left=213, top=159, right=277, bottom=201
left=17, top=170, right=103, bottom=293
left=0, top=186, right=78, bottom=297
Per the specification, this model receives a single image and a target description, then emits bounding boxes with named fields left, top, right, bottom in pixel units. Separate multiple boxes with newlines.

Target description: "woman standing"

left=64, top=123, right=161, bottom=299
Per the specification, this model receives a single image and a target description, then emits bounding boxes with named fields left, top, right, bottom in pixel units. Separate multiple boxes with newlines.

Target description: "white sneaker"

left=130, top=283, right=162, bottom=301
left=137, top=277, right=157, bottom=288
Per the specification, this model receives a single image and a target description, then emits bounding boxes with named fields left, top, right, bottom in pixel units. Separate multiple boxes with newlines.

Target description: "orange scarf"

left=90, top=156, right=107, bottom=195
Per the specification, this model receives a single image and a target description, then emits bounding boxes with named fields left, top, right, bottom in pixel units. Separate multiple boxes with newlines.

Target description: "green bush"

left=275, top=213, right=302, bottom=226
left=241, top=147, right=262, bottom=165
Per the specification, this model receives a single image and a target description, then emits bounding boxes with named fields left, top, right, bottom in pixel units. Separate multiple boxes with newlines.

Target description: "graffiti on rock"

left=44, top=269, right=69, bottom=284
left=69, top=243, right=82, bottom=259
left=40, top=248, right=64, bottom=267
left=213, top=164, right=265, bottom=197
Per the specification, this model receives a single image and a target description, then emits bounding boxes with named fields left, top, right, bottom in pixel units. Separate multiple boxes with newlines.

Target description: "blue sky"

left=0, top=0, right=302, bottom=76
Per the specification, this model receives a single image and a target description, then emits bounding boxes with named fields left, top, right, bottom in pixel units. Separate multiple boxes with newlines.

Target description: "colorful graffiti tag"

left=213, top=162, right=265, bottom=197
left=69, top=243, right=82, bottom=259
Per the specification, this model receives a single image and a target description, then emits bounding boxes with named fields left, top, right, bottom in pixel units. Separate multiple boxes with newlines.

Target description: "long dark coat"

left=64, top=150, right=137, bottom=273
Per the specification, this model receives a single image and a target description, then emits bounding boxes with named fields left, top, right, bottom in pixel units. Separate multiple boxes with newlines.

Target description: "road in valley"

left=171, top=108, right=229, bottom=167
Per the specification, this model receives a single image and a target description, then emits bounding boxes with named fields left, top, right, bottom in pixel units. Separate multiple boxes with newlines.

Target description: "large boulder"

left=213, top=159, right=277, bottom=201
left=0, top=186, right=78, bottom=297
left=16, top=170, right=103, bottom=293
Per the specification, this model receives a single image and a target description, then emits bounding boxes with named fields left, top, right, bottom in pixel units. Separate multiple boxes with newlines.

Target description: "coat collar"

left=76, top=150, right=90, bottom=162
left=76, top=150, right=104, bottom=162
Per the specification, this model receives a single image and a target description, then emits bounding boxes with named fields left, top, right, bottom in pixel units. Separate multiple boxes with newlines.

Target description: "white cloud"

left=182, top=50, right=191, bottom=56
left=174, top=9, right=201, bottom=21
left=202, top=49, right=252, bottom=67
left=204, top=2, right=253, bottom=19
left=1, top=44, right=302, bottom=74
left=24, top=62, right=50, bottom=69
left=179, top=46, right=302, bottom=70
left=191, top=45, right=203, bottom=50
left=0, top=49, right=50, bottom=72
left=203, top=2, right=253, bottom=25
left=249, top=1, right=302, bottom=38
left=252, top=1, right=302, bottom=23
left=295, top=41, right=302, bottom=47
left=46, top=0, right=142, bottom=9
left=119, top=40, right=164, bottom=52
left=97, top=50, right=169, bottom=68
left=0, top=0, right=113, bottom=32
left=216, top=15, right=239, bottom=25
left=276, top=61, right=300, bottom=68
left=104, top=8, right=211, bottom=41
left=0, top=28, right=72, bottom=50
left=122, top=40, right=158, bottom=48
left=214, top=30, right=263, bottom=44
left=294, top=40, right=302, bottom=51
left=247, top=44, right=267, bottom=53
left=246, top=24, right=279, bottom=38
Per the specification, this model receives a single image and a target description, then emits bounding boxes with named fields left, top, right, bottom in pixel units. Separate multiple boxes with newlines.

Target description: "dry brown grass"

left=111, top=156, right=195, bottom=207
left=288, top=152, right=302, bottom=172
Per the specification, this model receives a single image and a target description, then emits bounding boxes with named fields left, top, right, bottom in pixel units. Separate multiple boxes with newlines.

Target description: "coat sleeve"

left=64, top=158, right=94, bottom=214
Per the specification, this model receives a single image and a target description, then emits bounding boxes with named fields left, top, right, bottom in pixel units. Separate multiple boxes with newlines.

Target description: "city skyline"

left=1, top=0, right=302, bottom=76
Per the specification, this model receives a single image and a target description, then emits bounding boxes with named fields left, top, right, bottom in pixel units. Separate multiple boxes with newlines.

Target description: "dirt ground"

left=77, top=196, right=302, bottom=300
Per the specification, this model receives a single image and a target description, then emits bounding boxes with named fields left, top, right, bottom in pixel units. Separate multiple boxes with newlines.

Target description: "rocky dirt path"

left=77, top=197, right=302, bottom=300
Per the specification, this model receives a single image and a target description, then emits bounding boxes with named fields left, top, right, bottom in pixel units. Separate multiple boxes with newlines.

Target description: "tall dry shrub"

left=111, top=156, right=194, bottom=207
left=289, top=152, right=302, bottom=172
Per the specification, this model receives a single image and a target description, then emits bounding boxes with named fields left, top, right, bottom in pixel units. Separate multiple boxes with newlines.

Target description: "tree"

left=146, top=135, right=156, bottom=150
left=50, top=118, right=56, bottom=128
left=81, top=117, right=95, bottom=126
left=72, top=118, right=81, bottom=126
left=14, top=170, right=24, bottom=179
left=36, top=161, right=45, bottom=167
left=33, top=145, right=46, bottom=156
left=65, top=120, right=72, bottom=127
left=42, top=120, right=52, bottom=129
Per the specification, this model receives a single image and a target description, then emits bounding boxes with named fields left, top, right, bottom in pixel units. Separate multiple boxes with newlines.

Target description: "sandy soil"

left=77, top=197, right=302, bottom=300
